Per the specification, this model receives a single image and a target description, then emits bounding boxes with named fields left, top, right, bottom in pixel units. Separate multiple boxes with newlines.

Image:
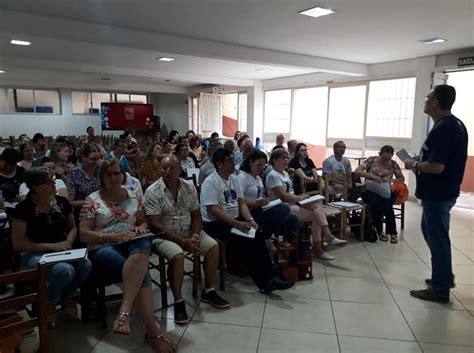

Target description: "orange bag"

left=393, top=182, right=409, bottom=205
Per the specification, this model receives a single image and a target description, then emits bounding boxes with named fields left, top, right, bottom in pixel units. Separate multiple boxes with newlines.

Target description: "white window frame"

left=0, top=87, right=61, bottom=115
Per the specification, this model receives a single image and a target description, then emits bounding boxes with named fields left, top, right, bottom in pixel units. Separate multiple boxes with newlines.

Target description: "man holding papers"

left=266, top=149, right=346, bottom=261
left=144, top=155, right=229, bottom=325
left=201, top=148, right=294, bottom=294
left=405, top=85, right=468, bottom=303
left=11, top=167, right=91, bottom=325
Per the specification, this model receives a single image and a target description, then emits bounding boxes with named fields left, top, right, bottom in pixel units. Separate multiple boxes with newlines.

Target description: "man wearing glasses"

left=405, top=84, right=468, bottom=303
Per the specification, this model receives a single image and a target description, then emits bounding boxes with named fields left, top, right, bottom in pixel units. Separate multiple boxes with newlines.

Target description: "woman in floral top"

left=355, top=145, right=405, bottom=243
left=80, top=160, right=176, bottom=353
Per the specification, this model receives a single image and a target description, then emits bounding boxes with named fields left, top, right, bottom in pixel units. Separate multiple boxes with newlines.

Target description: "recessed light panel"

left=10, top=39, right=32, bottom=46
left=299, top=6, right=335, bottom=18
left=0, top=70, right=6, bottom=74
left=157, top=57, right=176, bottom=62
left=421, top=37, right=446, bottom=45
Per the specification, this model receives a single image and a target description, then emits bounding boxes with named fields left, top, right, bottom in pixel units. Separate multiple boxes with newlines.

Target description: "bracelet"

left=246, top=217, right=254, bottom=222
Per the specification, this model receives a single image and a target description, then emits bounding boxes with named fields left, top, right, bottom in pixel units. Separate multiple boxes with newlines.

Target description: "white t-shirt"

left=237, top=171, right=265, bottom=203
left=265, top=170, right=294, bottom=201
left=200, top=171, right=243, bottom=222
left=19, top=179, right=67, bottom=197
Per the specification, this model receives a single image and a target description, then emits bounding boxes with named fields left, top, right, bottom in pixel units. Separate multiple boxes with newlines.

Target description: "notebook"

left=39, top=248, right=88, bottom=265
left=230, top=227, right=256, bottom=239
left=262, top=199, right=282, bottom=211
left=297, top=194, right=325, bottom=206
left=365, top=180, right=391, bottom=198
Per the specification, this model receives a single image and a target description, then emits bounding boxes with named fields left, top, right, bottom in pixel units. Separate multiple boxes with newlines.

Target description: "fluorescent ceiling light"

left=299, top=6, right=335, bottom=18
left=256, top=69, right=271, bottom=73
left=10, top=39, right=32, bottom=46
left=157, top=57, right=176, bottom=62
left=420, top=37, right=446, bottom=45
left=0, top=70, right=6, bottom=74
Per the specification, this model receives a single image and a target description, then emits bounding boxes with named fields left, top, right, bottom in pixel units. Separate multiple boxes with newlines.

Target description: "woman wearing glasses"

left=289, top=143, right=324, bottom=195
left=266, top=149, right=346, bottom=261
left=11, top=167, right=92, bottom=325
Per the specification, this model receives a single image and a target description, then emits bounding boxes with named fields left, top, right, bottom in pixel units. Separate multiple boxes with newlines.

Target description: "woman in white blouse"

left=266, top=149, right=346, bottom=260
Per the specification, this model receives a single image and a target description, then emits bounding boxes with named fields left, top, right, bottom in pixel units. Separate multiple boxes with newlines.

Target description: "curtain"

left=199, top=93, right=222, bottom=135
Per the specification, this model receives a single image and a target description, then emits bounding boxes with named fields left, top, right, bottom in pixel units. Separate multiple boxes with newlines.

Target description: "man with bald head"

left=143, top=155, right=230, bottom=325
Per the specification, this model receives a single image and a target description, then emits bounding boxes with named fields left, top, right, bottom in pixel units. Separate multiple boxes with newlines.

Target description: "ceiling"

left=0, top=0, right=472, bottom=92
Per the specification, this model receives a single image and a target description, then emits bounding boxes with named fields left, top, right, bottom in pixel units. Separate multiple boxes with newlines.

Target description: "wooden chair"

left=323, top=174, right=366, bottom=241
left=0, top=265, right=48, bottom=353
left=393, top=202, right=405, bottom=230
left=148, top=238, right=226, bottom=309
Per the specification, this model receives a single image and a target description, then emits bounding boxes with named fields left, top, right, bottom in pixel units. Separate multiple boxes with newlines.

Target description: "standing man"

left=405, top=84, right=468, bottom=303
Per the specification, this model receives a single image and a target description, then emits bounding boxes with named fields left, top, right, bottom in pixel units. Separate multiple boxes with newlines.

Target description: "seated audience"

left=141, top=142, right=163, bottom=188
left=50, top=142, right=72, bottom=180
left=11, top=167, right=91, bottom=325
left=234, top=137, right=253, bottom=166
left=19, top=157, right=68, bottom=200
left=168, top=130, right=180, bottom=147
left=0, top=148, right=25, bottom=205
left=199, top=141, right=223, bottom=185
left=106, top=139, right=132, bottom=173
left=200, top=148, right=294, bottom=294
left=266, top=149, right=346, bottom=261
left=237, top=149, right=299, bottom=242
left=80, top=160, right=176, bottom=352
left=276, top=134, right=285, bottom=147
left=322, top=140, right=356, bottom=200
left=144, top=156, right=230, bottom=325
left=174, top=143, right=199, bottom=178
left=355, top=145, right=405, bottom=243
left=66, top=141, right=78, bottom=167
left=234, top=131, right=241, bottom=141
left=287, top=139, right=297, bottom=160
left=189, top=135, right=204, bottom=163
left=185, top=130, right=195, bottom=140
left=289, top=143, right=323, bottom=195
left=32, top=133, right=48, bottom=158
left=17, top=142, right=36, bottom=170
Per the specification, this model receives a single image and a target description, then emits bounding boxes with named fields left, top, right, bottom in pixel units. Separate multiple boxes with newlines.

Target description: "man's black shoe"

left=270, top=277, right=294, bottom=291
left=425, top=278, right=455, bottom=289
left=410, top=288, right=449, bottom=303
left=201, top=290, right=231, bottom=309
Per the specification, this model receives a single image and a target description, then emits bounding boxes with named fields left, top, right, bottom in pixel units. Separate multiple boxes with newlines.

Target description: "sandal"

left=113, top=312, right=131, bottom=335
left=390, top=234, right=398, bottom=244
left=145, top=333, right=177, bottom=353
left=378, top=232, right=388, bottom=242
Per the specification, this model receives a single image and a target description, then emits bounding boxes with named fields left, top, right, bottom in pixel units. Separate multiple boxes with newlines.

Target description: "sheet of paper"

left=329, top=201, right=361, bottom=209
left=297, top=194, right=325, bottom=206
left=121, top=232, right=159, bottom=243
left=39, top=248, right=88, bottom=264
left=230, top=227, right=256, bottom=239
left=186, top=168, right=200, bottom=184
left=396, top=148, right=411, bottom=162
left=262, top=199, right=282, bottom=211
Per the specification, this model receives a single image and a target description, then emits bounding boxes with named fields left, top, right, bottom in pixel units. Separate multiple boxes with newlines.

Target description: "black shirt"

left=289, top=157, right=318, bottom=195
left=13, top=195, right=72, bottom=244
left=0, top=166, right=25, bottom=202
left=416, top=115, right=468, bottom=201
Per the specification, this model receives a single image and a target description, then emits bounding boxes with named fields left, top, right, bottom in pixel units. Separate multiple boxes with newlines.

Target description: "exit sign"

left=458, top=56, right=474, bottom=67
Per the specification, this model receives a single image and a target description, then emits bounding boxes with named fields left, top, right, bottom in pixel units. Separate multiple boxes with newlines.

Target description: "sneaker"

left=329, top=237, right=347, bottom=246
left=270, top=277, right=294, bottom=291
left=201, top=290, right=231, bottom=309
left=317, top=252, right=335, bottom=261
left=410, top=288, right=449, bottom=303
left=378, top=232, right=388, bottom=242
left=389, top=234, right=398, bottom=244
left=425, top=278, right=456, bottom=289
left=173, top=301, right=189, bottom=325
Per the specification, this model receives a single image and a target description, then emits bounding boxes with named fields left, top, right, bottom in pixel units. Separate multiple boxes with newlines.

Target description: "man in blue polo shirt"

left=405, top=84, right=468, bottom=303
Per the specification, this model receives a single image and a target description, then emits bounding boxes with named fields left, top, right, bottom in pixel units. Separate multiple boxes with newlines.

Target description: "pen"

left=45, top=252, right=72, bottom=257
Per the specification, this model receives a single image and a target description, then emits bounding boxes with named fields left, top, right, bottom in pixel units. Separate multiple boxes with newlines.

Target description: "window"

left=192, top=97, right=199, bottom=132
left=72, top=91, right=91, bottom=114
left=72, top=91, right=146, bottom=114
left=264, top=89, right=291, bottom=133
left=327, top=85, right=366, bottom=139
left=92, top=93, right=112, bottom=112
left=130, top=94, right=147, bottom=104
left=222, top=93, right=238, bottom=138
left=292, top=87, right=328, bottom=146
left=366, top=77, right=416, bottom=138
left=3, top=88, right=60, bottom=113
left=116, top=94, right=130, bottom=102
left=238, top=93, right=247, bottom=133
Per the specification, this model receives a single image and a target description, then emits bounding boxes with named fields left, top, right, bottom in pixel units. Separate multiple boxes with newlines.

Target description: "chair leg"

left=218, top=240, right=226, bottom=291
left=79, top=283, right=90, bottom=322
left=97, top=283, right=107, bottom=329
left=158, top=255, right=168, bottom=308
left=192, top=254, right=200, bottom=297
left=360, top=205, right=366, bottom=242
left=401, top=203, right=405, bottom=230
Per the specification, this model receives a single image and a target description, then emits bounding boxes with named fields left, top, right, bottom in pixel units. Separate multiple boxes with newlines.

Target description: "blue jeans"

left=251, top=203, right=299, bottom=238
left=421, top=198, right=456, bottom=297
left=21, top=252, right=92, bottom=304
left=88, top=238, right=152, bottom=287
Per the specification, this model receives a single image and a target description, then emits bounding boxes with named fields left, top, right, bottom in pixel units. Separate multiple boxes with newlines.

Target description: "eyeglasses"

left=105, top=172, right=123, bottom=177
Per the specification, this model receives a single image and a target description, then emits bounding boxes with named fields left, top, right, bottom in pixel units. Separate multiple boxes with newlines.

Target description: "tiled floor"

left=49, top=201, right=473, bottom=352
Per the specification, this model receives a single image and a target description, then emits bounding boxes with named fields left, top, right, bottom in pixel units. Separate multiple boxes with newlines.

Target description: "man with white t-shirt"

left=200, top=148, right=293, bottom=294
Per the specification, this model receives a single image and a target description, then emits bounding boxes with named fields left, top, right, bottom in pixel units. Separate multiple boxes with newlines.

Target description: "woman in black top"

left=289, top=143, right=323, bottom=195
left=11, top=167, right=91, bottom=324
left=0, top=148, right=24, bottom=207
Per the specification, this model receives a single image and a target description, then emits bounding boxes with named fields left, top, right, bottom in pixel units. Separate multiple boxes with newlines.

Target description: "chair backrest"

left=323, top=173, right=348, bottom=204
left=301, top=176, right=322, bottom=196
left=0, top=265, right=48, bottom=353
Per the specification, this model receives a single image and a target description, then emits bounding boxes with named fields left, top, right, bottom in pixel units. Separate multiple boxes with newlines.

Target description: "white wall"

left=149, top=93, right=189, bottom=136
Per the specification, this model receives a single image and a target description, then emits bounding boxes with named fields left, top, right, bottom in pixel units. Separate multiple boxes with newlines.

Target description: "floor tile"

left=332, top=302, right=415, bottom=341
left=278, top=276, right=330, bottom=301
left=258, top=328, right=339, bottom=353
left=178, top=321, right=260, bottom=353
left=452, top=264, right=474, bottom=285
left=402, top=306, right=474, bottom=346
left=324, top=258, right=382, bottom=279
left=451, top=284, right=474, bottom=311
left=339, top=336, right=422, bottom=353
left=375, top=260, right=431, bottom=283
left=365, top=242, right=422, bottom=263
left=419, top=342, right=474, bottom=353
left=451, top=237, right=474, bottom=251
left=460, top=250, right=474, bottom=261
left=327, top=276, right=395, bottom=305
left=193, top=291, right=265, bottom=327
left=263, top=297, right=335, bottom=334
